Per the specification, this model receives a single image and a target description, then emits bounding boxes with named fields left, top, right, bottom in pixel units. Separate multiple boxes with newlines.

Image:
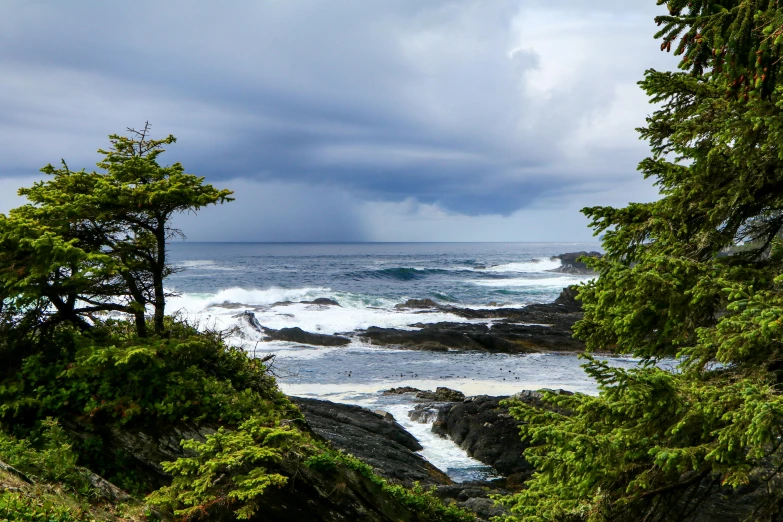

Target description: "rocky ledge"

left=357, top=287, right=584, bottom=353
left=234, top=311, right=351, bottom=346
left=234, top=286, right=584, bottom=352
left=406, top=389, right=571, bottom=486
left=547, top=251, right=602, bottom=275
left=291, top=397, right=449, bottom=486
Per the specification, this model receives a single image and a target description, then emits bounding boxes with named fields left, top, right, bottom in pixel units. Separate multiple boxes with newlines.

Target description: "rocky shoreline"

left=228, top=251, right=602, bottom=353
left=292, top=384, right=777, bottom=522
left=235, top=284, right=585, bottom=353
left=291, top=387, right=574, bottom=521
left=224, top=253, right=600, bottom=519
left=291, top=397, right=450, bottom=487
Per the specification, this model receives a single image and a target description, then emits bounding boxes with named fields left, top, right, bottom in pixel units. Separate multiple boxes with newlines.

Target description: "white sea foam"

left=485, top=258, right=562, bottom=273
left=168, top=287, right=333, bottom=312
left=167, top=287, right=469, bottom=339
left=472, top=276, right=592, bottom=288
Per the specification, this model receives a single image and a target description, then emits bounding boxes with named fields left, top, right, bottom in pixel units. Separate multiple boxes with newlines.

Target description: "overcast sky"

left=0, top=1, right=675, bottom=242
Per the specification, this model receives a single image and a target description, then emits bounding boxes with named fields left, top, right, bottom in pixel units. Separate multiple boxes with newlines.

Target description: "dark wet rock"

left=434, top=482, right=510, bottom=521
left=262, top=326, right=351, bottom=346
left=510, top=388, right=573, bottom=403
left=415, top=387, right=466, bottom=402
left=234, top=311, right=353, bottom=347
left=233, top=310, right=264, bottom=333
left=302, top=298, right=341, bottom=306
left=407, top=388, right=466, bottom=423
left=358, top=299, right=584, bottom=353
left=554, top=285, right=581, bottom=309
left=395, top=298, right=440, bottom=309
left=430, top=396, right=532, bottom=479
left=463, top=497, right=506, bottom=520
left=409, top=403, right=453, bottom=424
left=472, top=264, right=487, bottom=270
left=548, top=251, right=602, bottom=275
left=422, top=391, right=576, bottom=485
left=415, top=341, right=451, bottom=351
left=292, top=397, right=450, bottom=487
left=382, top=386, right=423, bottom=395
left=408, top=406, right=439, bottom=424
left=214, top=301, right=250, bottom=309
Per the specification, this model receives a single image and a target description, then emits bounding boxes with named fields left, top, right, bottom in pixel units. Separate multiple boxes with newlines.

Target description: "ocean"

left=166, top=242, right=639, bottom=481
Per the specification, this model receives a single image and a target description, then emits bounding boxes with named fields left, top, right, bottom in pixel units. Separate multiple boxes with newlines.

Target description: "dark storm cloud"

left=0, top=1, right=673, bottom=232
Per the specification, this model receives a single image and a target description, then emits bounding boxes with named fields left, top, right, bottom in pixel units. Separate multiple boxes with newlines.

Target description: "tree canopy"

left=499, top=1, right=783, bottom=520
left=1, top=123, right=233, bottom=339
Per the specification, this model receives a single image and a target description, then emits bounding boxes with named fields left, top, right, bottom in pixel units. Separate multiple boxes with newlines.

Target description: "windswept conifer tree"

left=500, top=2, right=783, bottom=520
left=2, top=124, right=233, bottom=338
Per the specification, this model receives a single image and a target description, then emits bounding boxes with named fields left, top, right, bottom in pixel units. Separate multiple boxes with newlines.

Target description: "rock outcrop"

left=234, top=311, right=351, bottom=346
left=548, top=251, right=602, bottom=275
left=292, top=397, right=450, bottom=487
left=416, top=387, right=466, bottom=402
left=302, top=298, right=341, bottom=306
left=394, top=298, right=440, bottom=310
left=434, top=482, right=510, bottom=521
left=64, top=403, right=453, bottom=522
left=429, top=396, right=532, bottom=482
left=262, top=326, right=351, bottom=346
left=554, top=285, right=581, bottom=309
left=409, top=390, right=573, bottom=486
left=358, top=289, right=584, bottom=353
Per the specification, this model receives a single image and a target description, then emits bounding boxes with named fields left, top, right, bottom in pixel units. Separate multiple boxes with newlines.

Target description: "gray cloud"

left=0, top=1, right=674, bottom=239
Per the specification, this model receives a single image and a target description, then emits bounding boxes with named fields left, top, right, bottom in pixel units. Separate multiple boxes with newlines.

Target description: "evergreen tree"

left=5, top=124, right=233, bottom=337
left=499, top=2, right=783, bottom=520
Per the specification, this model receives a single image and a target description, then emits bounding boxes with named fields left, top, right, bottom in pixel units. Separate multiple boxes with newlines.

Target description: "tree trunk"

left=153, top=218, right=166, bottom=335
left=134, top=309, right=148, bottom=338
left=122, top=274, right=148, bottom=338
left=153, top=280, right=164, bottom=335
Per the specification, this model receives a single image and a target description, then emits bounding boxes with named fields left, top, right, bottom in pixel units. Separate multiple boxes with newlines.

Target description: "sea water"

left=166, top=242, right=630, bottom=481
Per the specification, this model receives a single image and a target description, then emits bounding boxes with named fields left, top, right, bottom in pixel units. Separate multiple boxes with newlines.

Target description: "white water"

left=472, top=275, right=592, bottom=288
left=168, top=287, right=479, bottom=338
left=485, top=258, right=562, bottom=273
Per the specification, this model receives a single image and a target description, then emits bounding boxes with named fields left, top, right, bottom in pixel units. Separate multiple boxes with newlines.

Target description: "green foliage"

left=498, top=1, right=783, bottom=520
left=0, top=213, right=119, bottom=336
left=497, top=363, right=783, bottom=521
left=7, top=123, right=232, bottom=337
left=305, top=450, right=476, bottom=522
left=0, top=319, right=283, bottom=430
left=152, top=434, right=475, bottom=521
left=0, top=492, right=92, bottom=522
left=0, top=315, right=293, bottom=503
left=0, top=419, right=87, bottom=492
left=149, top=414, right=305, bottom=520
left=655, top=0, right=783, bottom=99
